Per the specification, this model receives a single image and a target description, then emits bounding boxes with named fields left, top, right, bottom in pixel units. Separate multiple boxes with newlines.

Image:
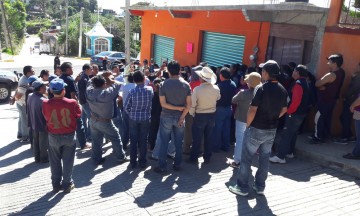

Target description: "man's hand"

left=178, top=106, right=185, bottom=112
left=178, top=116, right=185, bottom=127
left=75, top=73, right=81, bottom=82
left=9, top=97, right=15, bottom=105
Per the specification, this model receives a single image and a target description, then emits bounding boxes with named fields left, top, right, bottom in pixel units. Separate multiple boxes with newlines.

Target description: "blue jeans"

left=76, top=118, right=87, bottom=149
left=234, top=120, right=246, bottom=163
left=122, top=111, right=130, bottom=146
left=16, top=103, right=29, bottom=139
left=129, top=119, right=150, bottom=166
left=237, top=127, right=276, bottom=193
left=48, top=132, right=76, bottom=189
left=213, top=106, right=232, bottom=151
left=90, top=118, right=126, bottom=164
left=152, top=131, right=176, bottom=158
left=353, top=119, right=360, bottom=156
left=190, top=113, right=215, bottom=161
left=276, top=114, right=306, bottom=159
left=81, top=103, right=92, bottom=140
left=340, top=100, right=353, bottom=139
left=158, top=116, right=184, bottom=169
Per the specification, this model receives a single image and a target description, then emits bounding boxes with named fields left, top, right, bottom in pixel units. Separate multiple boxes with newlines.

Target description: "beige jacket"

left=189, top=82, right=221, bottom=116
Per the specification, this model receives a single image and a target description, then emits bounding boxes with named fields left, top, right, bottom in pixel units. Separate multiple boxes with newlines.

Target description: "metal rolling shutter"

left=153, top=35, right=175, bottom=65
left=202, top=32, right=245, bottom=67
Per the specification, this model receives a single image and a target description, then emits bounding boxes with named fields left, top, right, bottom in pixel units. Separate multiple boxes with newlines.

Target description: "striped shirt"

left=124, top=84, right=153, bottom=121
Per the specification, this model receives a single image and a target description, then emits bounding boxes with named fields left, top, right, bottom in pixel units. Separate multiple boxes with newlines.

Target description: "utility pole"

left=78, top=7, right=84, bottom=58
left=1, top=1, right=13, bottom=54
left=125, top=0, right=130, bottom=63
left=1, top=1, right=9, bottom=48
left=65, top=0, right=69, bottom=56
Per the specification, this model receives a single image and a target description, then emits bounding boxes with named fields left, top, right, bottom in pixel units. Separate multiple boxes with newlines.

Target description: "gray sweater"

left=232, top=88, right=254, bottom=123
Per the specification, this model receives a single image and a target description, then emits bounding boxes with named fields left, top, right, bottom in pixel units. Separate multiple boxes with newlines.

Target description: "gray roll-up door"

left=202, top=32, right=245, bottom=67
left=153, top=35, right=175, bottom=65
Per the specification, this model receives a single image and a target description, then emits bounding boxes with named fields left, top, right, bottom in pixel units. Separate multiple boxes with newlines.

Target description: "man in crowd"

left=86, top=72, right=129, bottom=165
left=11, top=65, right=35, bottom=143
left=124, top=71, right=153, bottom=168
left=59, top=62, right=90, bottom=150
left=213, top=67, right=237, bottom=152
left=42, top=78, right=80, bottom=194
left=270, top=65, right=311, bottom=164
left=188, top=67, right=220, bottom=164
left=78, top=64, right=93, bottom=142
left=54, top=53, right=60, bottom=72
left=27, top=79, right=49, bottom=163
left=309, top=54, right=345, bottom=144
left=154, top=60, right=191, bottom=173
left=229, top=60, right=288, bottom=196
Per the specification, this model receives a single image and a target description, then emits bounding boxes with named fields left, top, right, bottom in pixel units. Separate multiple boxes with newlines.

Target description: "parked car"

left=34, top=42, right=40, bottom=50
left=0, top=70, right=20, bottom=103
left=39, top=43, right=51, bottom=55
left=90, top=51, right=125, bottom=69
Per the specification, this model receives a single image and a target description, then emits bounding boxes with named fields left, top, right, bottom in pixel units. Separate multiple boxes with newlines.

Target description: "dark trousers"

left=340, top=100, right=353, bottom=139
left=315, top=102, right=335, bottom=140
left=32, top=130, right=49, bottom=162
left=276, top=114, right=306, bottom=159
left=129, top=119, right=150, bottom=166
left=190, top=113, right=215, bottom=161
left=76, top=118, right=87, bottom=148
left=148, top=116, right=160, bottom=150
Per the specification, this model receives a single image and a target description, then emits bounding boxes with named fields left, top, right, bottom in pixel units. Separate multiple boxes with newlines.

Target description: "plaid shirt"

left=124, top=84, right=153, bottom=121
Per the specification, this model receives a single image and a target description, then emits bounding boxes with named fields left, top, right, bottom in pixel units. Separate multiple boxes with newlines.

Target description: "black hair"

left=295, top=65, right=308, bottom=77
left=167, top=60, right=181, bottom=76
left=281, top=65, right=292, bottom=77
left=220, top=67, right=231, bottom=79
left=34, top=85, right=44, bottom=92
left=328, top=54, right=343, bottom=67
left=143, top=59, right=148, bottom=64
left=199, top=62, right=208, bottom=67
left=288, top=62, right=297, bottom=70
left=247, top=67, right=256, bottom=74
left=112, top=64, right=119, bottom=70
left=39, top=69, right=49, bottom=78
left=148, top=74, right=157, bottom=82
left=224, top=64, right=231, bottom=69
left=127, top=72, right=134, bottom=83
left=52, top=90, right=63, bottom=95
left=263, top=63, right=280, bottom=79
left=82, top=63, right=91, bottom=71
left=93, top=75, right=106, bottom=88
left=23, top=66, right=33, bottom=75
left=133, top=71, right=145, bottom=83
left=238, top=64, right=248, bottom=73
left=154, top=64, right=159, bottom=69
left=120, top=59, right=126, bottom=64
left=210, top=66, right=217, bottom=73
left=60, top=62, right=72, bottom=73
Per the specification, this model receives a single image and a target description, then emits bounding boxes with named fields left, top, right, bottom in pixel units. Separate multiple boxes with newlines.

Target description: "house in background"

left=85, top=21, right=114, bottom=56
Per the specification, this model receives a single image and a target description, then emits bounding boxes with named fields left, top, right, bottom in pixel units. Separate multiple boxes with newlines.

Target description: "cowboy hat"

left=195, top=66, right=217, bottom=84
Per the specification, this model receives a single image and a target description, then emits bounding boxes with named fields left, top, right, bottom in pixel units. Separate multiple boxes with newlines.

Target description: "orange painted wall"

left=140, top=10, right=270, bottom=67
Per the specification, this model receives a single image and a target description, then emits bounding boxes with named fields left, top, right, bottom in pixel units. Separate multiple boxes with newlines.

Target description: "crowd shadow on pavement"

left=0, top=148, right=33, bottom=168
left=236, top=195, right=275, bottom=216
left=0, top=162, right=48, bottom=185
left=0, top=140, right=23, bottom=158
left=73, top=158, right=110, bottom=188
left=9, top=192, right=65, bottom=216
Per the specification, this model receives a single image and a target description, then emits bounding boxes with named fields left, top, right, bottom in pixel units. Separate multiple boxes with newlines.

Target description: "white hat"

left=259, top=60, right=278, bottom=68
left=195, top=67, right=217, bottom=84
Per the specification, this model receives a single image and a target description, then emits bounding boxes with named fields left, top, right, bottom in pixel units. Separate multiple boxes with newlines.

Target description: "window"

left=339, top=0, right=360, bottom=29
left=94, top=38, right=109, bottom=55
left=86, top=37, right=91, bottom=50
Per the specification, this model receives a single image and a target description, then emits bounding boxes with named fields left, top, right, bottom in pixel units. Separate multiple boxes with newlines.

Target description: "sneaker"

left=81, top=143, right=92, bottom=150
left=63, top=183, right=75, bottom=194
left=252, top=184, right=264, bottom=195
left=333, top=138, right=349, bottom=145
left=269, top=156, right=286, bottom=164
left=308, top=136, right=324, bottom=145
left=342, top=153, right=360, bottom=160
left=20, top=138, right=30, bottom=143
left=153, top=167, right=167, bottom=174
left=228, top=184, right=248, bottom=196
left=230, top=161, right=240, bottom=168
left=118, top=156, right=130, bottom=164
left=52, top=185, right=63, bottom=193
left=285, top=153, right=294, bottom=159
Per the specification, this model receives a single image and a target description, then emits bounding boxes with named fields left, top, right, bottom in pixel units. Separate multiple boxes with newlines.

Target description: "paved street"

left=1, top=102, right=360, bottom=216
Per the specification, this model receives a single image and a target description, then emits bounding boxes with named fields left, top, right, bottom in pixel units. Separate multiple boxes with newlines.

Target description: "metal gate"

left=153, top=35, right=175, bottom=65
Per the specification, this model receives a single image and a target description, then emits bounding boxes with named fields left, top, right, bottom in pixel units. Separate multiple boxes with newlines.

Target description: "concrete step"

left=295, top=134, right=360, bottom=179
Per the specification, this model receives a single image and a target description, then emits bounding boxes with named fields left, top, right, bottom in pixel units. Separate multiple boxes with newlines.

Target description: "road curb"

left=0, top=59, right=15, bottom=62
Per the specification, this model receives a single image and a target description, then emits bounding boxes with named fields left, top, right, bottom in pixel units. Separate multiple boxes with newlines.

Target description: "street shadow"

left=9, top=192, right=65, bottom=216
left=0, top=148, right=33, bottom=168
left=0, top=140, right=23, bottom=158
left=0, top=162, right=48, bottom=185
left=236, top=195, right=275, bottom=216
left=99, top=164, right=140, bottom=198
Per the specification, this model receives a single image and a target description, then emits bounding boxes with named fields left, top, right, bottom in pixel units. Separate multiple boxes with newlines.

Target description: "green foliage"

left=26, top=18, right=52, bottom=28
left=2, top=47, right=13, bottom=55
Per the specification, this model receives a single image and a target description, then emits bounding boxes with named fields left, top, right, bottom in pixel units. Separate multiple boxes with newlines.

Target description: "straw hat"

left=195, top=66, right=217, bottom=84
left=244, top=72, right=261, bottom=88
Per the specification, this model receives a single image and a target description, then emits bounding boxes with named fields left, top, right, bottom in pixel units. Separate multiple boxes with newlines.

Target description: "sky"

left=97, top=0, right=335, bottom=14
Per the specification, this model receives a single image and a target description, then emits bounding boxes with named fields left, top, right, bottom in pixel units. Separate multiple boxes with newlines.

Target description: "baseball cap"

left=49, top=78, right=67, bottom=92
left=27, top=75, right=38, bottom=84
left=31, top=79, right=45, bottom=88
left=244, top=72, right=261, bottom=88
left=259, top=60, right=280, bottom=76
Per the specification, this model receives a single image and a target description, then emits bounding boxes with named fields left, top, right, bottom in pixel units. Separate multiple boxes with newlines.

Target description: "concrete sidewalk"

left=1, top=104, right=360, bottom=215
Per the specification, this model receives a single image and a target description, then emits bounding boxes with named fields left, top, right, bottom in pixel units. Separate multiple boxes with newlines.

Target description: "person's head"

left=293, top=64, right=308, bottom=80
left=82, top=63, right=92, bottom=75
left=167, top=60, right=181, bottom=76
left=127, top=72, right=134, bottom=83
left=327, top=54, right=343, bottom=70
left=104, top=56, right=108, bottom=60
left=50, top=78, right=67, bottom=97
left=153, top=77, right=162, bottom=92
left=281, top=64, right=292, bottom=77
left=143, top=59, right=148, bottom=66
left=27, top=75, right=38, bottom=86
left=244, top=72, right=261, bottom=89
left=144, top=68, right=150, bottom=76
left=32, top=79, right=47, bottom=94
left=56, top=53, right=60, bottom=57
left=219, top=67, right=231, bottom=81
left=133, top=71, right=145, bottom=84
left=60, top=62, right=73, bottom=75
left=23, top=66, right=34, bottom=77
left=260, top=60, right=280, bottom=81
left=39, top=69, right=50, bottom=81
left=288, top=62, right=297, bottom=71
left=92, top=75, right=106, bottom=88
left=55, top=65, right=61, bottom=76
left=112, top=64, right=119, bottom=74
left=229, top=64, right=237, bottom=73
left=195, top=67, right=217, bottom=84
left=92, top=64, right=99, bottom=75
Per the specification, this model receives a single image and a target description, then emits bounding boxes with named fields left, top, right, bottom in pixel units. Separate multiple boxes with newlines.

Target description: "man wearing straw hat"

left=187, top=67, right=220, bottom=164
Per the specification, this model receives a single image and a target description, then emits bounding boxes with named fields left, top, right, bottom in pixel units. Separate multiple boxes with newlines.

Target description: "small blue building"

left=85, top=21, right=114, bottom=56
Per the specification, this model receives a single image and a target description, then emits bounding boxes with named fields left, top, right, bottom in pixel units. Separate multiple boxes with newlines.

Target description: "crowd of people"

left=9, top=53, right=360, bottom=196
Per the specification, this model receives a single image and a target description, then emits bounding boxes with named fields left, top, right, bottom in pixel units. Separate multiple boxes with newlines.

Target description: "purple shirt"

left=27, top=92, right=47, bottom=131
